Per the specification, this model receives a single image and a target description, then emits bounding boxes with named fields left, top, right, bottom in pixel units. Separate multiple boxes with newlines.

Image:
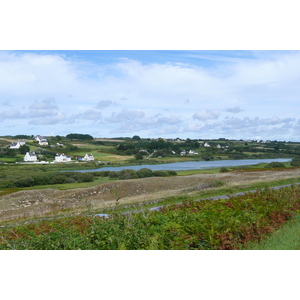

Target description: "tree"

left=19, top=145, right=30, bottom=154
left=66, top=133, right=93, bottom=140
left=135, top=153, right=143, bottom=160
left=132, top=135, right=141, bottom=140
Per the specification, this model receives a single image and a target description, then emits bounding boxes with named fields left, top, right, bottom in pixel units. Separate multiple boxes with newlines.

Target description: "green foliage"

left=290, top=158, right=300, bottom=167
left=2, top=172, right=96, bottom=188
left=137, top=168, right=153, bottom=178
left=264, top=162, right=286, bottom=168
left=165, top=170, right=177, bottom=176
left=66, top=133, right=93, bottom=140
left=117, top=169, right=138, bottom=180
left=220, top=167, right=229, bottom=173
left=0, top=148, right=17, bottom=157
left=132, top=135, right=141, bottom=140
left=14, top=177, right=35, bottom=187
left=134, top=153, right=143, bottom=160
left=1, top=186, right=300, bottom=250
left=13, top=135, right=32, bottom=139
left=19, top=145, right=30, bottom=154
left=153, top=170, right=168, bottom=177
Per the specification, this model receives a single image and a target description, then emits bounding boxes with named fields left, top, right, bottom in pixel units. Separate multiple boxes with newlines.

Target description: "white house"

left=39, top=139, right=48, bottom=146
left=24, top=152, right=37, bottom=162
left=217, top=144, right=222, bottom=149
left=9, top=142, right=21, bottom=149
left=82, top=153, right=95, bottom=161
left=54, top=153, right=72, bottom=162
left=180, top=150, right=187, bottom=156
left=204, top=143, right=210, bottom=147
left=35, top=135, right=48, bottom=146
left=188, top=150, right=199, bottom=155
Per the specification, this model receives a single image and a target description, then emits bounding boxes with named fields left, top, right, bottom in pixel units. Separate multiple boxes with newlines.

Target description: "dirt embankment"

left=1, top=168, right=300, bottom=222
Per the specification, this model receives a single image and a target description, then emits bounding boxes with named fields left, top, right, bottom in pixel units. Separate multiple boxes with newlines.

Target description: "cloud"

left=225, top=106, right=243, bottom=113
left=29, top=112, right=66, bottom=125
left=193, top=109, right=220, bottom=121
left=96, top=100, right=113, bottom=109
left=1, top=51, right=300, bottom=140
left=106, top=109, right=145, bottom=123
left=72, top=109, right=102, bottom=121
left=2, top=100, right=11, bottom=107
left=0, top=110, right=26, bottom=120
left=29, top=98, right=58, bottom=110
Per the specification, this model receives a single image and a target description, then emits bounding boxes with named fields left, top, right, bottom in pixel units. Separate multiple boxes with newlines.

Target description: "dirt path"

left=1, top=168, right=300, bottom=222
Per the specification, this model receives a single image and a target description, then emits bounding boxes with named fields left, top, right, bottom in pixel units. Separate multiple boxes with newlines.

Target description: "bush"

left=14, top=177, right=35, bottom=187
left=153, top=170, right=168, bottom=177
left=118, top=169, right=138, bottom=180
left=165, top=170, right=177, bottom=176
left=220, top=167, right=229, bottom=173
left=109, top=171, right=119, bottom=179
left=137, top=168, right=153, bottom=178
left=134, top=153, right=143, bottom=160
left=290, top=158, right=300, bottom=167
left=264, top=162, right=286, bottom=168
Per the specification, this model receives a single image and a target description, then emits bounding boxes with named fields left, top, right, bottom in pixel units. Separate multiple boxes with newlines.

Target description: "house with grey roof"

left=82, top=153, right=95, bottom=161
left=54, top=153, right=72, bottom=162
left=24, top=152, right=37, bottom=162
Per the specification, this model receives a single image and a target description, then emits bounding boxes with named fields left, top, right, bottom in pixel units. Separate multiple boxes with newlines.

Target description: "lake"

left=76, top=158, right=291, bottom=173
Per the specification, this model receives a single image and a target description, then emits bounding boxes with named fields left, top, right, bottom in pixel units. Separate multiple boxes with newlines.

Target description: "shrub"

left=220, top=167, right=229, bottom=173
left=264, top=162, right=286, bottom=168
left=165, top=170, right=177, bottom=176
left=118, top=169, right=138, bottom=180
left=109, top=171, right=119, bottom=179
left=137, top=168, right=153, bottom=178
left=14, top=177, right=35, bottom=187
left=153, top=170, right=168, bottom=177
left=290, top=158, right=300, bottom=167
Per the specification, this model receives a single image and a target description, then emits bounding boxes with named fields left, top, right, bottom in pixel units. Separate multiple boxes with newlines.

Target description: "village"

left=7, top=135, right=95, bottom=164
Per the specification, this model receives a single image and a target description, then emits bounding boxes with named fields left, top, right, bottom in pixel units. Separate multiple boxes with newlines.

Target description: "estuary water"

left=76, top=158, right=291, bottom=173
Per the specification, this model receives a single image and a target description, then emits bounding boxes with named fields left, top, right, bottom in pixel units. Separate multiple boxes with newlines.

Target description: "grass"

left=247, top=214, right=300, bottom=250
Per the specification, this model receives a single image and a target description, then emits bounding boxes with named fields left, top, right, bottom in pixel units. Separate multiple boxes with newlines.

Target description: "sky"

left=1, top=50, right=300, bottom=141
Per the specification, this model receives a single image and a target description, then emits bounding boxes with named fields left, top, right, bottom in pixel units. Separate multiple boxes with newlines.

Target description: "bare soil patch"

left=1, top=168, right=300, bottom=222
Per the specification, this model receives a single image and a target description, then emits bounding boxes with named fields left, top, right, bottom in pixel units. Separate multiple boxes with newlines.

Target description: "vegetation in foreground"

left=1, top=185, right=300, bottom=250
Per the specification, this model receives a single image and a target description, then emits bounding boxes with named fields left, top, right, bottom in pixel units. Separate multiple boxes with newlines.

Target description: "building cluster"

left=6, top=135, right=95, bottom=163
left=23, top=152, right=95, bottom=163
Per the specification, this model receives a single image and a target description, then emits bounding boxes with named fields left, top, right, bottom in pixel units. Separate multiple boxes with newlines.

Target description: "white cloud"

left=225, top=106, right=243, bottom=113
left=29, top=112, right=66, bottom=125
left=193, top=109, right=220, bottom=121
left=29, top=98, right=58, bottom=110
left=96, top=100, right=113, bottom=109
left=106, top=109, right=145, bottom=123
left=0, top=109, right=26, bottom=120
left=72, top=109, right=102, bottom=121
left=1, top=51, right=300, bottom=140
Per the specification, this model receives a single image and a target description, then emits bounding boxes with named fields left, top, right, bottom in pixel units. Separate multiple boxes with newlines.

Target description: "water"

left=75, top=158, right=291, bottom=173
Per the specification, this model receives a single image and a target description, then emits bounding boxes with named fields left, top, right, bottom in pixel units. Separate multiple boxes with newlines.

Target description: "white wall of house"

left=10, top=142, right=21, bottom=149
left=54, top=154, right=71, bottom=162
left=82, top=154, right=94, bottom=161
left=24, top=152, right=37, bottom=162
